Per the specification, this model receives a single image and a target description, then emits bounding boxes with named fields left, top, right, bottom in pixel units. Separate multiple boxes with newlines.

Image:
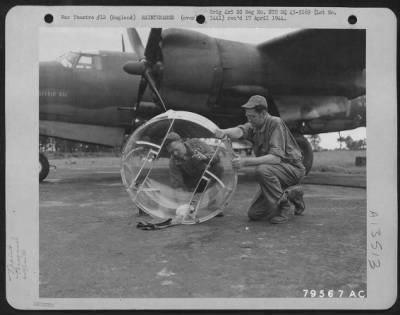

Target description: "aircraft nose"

left=40, top=61, right=55, bottom=88
left=39, top=60, right=71, bottom=88
left=40, top=61, right=58, bottom=83
left=39, top=60, right=58, bottom=75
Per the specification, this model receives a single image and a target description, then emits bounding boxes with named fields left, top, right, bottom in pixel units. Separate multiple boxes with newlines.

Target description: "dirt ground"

left=39, top=157, right=366, bottom=298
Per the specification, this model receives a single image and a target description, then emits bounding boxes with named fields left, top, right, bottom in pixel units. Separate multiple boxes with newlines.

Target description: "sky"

left=40, top=27, right=366, bottom=149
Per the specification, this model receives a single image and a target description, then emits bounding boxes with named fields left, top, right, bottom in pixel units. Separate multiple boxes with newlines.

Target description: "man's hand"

left=214, top=128, right=226, bottom=139
left=192, top=151, right=208, bottom=161
left=232, top=156, right=246, bottom=170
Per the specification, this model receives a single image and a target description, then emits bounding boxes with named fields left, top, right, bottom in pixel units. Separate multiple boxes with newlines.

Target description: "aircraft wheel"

left=39, top=153, right=50, bottom=182
left=295, top=135, right=313, bottom=175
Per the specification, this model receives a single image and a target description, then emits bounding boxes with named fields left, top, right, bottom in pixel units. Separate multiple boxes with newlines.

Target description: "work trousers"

left=248, top=162, right=305, bottom=221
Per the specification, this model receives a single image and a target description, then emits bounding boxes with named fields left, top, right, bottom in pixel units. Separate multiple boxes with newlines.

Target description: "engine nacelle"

left=159, top=29, right=222, bottom=114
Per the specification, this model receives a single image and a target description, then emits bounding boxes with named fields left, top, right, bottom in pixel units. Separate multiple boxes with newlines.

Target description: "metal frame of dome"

left=120, top=110, right=238, bottom=224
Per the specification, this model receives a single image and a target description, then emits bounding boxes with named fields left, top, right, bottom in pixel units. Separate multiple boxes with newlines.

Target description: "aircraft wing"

left=258, top=29, right=365, bottom=71
left=257, top=29, right=365, bottom=98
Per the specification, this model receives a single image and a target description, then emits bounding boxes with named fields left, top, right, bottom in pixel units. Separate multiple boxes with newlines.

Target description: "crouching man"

left=164, top=132, right=224, bottom=192
left=215, top=95, right=306, bottom=224
left=164, top=132, right=225, bottom=217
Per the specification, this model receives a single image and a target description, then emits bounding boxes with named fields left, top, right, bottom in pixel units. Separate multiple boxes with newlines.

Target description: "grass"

left=312, top=150, right=366, bottom=174
left=45, top=149, right=367, bottom=174
left=44, top=151, right=119, bottom=159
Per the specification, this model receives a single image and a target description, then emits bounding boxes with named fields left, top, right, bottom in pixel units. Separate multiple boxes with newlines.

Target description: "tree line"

left=39, top=136, right=117, bottom=153
left=307, top=134, right=366, bottom=152
left=40, top=134, right=366, bottom=154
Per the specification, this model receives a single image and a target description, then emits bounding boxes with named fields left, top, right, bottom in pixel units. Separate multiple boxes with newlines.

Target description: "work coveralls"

left=238, top=116, right=306, bottom=220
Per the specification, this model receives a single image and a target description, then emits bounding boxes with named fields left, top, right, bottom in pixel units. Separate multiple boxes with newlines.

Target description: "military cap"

left=241, top=95, right=268, bottom=110
left=164, top=131, right=182, bottom=147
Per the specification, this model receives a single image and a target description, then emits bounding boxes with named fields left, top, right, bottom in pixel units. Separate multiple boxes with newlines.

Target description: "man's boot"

left=287, top=186, right=305, bottom=215
left=270, top=201, right=290, bottom=224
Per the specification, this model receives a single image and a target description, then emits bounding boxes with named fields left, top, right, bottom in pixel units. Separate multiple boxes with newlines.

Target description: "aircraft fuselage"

left=39, top=29, right=366, bottom=147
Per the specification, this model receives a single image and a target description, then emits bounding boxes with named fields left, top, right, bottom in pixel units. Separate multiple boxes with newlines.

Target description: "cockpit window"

left=56, top=52, right=103, bottom=70
left=56, top=52, right=79, bottom=68
left=75, top=55, right=93, bottom=70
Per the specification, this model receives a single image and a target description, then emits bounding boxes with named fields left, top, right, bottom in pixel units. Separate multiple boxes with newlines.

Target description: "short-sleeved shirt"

left=169, top=139, right=223, bottom=189
left=238, top=116, right=303, bottom=165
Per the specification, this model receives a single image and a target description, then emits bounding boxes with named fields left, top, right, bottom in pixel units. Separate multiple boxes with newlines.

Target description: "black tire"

left=295, top=136, right=313, bottom=175
left=39, top=153, right=50, bottom=182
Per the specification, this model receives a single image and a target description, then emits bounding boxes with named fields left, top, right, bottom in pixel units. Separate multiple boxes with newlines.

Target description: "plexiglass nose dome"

left=121, top=110, right=237, bottom=224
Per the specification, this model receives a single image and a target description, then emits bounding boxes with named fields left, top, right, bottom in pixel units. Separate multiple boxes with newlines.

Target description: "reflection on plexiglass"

left=121, top=110, right=237, bottom=224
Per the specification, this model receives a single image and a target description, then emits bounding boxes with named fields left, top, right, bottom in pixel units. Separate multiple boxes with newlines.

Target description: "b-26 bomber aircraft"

left=39, top=28, right=366, bottom=181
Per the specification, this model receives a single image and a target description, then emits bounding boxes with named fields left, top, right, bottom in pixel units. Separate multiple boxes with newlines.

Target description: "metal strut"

left=131, top=118, right=176, bottom=201
left=186, top=145, right=224, bottom=222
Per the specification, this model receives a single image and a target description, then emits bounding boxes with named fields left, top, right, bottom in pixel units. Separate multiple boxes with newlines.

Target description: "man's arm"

left=169, top=159, right=185, bottom=189
left=215, top=127, right=244, bottom=140
left=232, top=154, right=281, bottom=170
left=188, top=139, right=221, bottom=165
left=242, top=154, right=281, bottom=166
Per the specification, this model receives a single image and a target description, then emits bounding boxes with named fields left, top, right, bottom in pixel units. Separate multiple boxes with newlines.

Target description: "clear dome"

left=121, top=110, right=237, bottom=224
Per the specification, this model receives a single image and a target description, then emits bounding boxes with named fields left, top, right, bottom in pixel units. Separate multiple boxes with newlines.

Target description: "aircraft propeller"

left=121, top=34, right=126, bottom=53
left=123, top=28, right=167, bottom=113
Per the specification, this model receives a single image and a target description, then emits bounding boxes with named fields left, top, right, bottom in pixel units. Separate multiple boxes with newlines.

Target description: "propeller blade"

left=135, top=77, right=148, bottom=109
left=145, top=28, right=162, bottom=64
left=143, top=70, right=167, bottom=112
left=125, top=28, right=165, bottom=114
left=121, top=34, right=126, bottom=52
left=126, top=28, right=145, bottom=60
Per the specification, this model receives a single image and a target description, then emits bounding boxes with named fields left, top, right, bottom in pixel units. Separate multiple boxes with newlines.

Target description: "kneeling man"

left=164, top=132, right=224, bottom=192
left=164, top=132, right=225, bottom=216
left=215, top=95, right=306, bottom=224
